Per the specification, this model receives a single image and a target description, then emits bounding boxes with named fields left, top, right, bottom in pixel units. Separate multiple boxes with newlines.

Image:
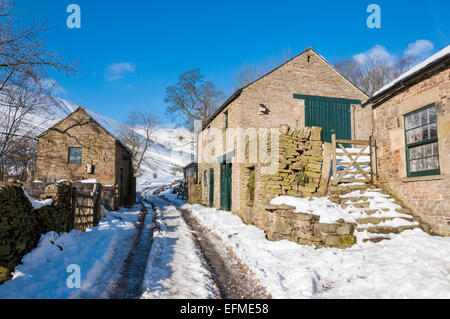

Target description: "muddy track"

left=161, top=197, right=271, bottom=299
left=107, top=200, right=155, bottom=299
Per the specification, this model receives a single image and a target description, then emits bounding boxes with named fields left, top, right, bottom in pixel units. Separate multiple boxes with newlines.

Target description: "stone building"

left=35, top=107, right=135, bottom=208
left=363, top=45, right=450, bottom=236
left=197, top=47, right=371, bottom=215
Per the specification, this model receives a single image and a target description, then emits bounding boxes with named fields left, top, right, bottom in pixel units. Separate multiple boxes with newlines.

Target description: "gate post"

left=331, top=133, right=337, bottom=185
left=369, top=135, right=377, bottom=185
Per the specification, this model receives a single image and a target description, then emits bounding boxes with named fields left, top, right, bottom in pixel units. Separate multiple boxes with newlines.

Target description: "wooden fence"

left=331, top=134, right=377, bottom=185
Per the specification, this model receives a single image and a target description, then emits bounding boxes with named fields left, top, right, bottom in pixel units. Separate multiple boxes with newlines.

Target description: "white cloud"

left=353, top=44, right=395, bottom=65
left=40, top=78, right=67, bottom=96
left=353, top=40, right=435, bottom=65
left=404, top=40, right=434, bottom=57
left=106, top=62, right=135, bottom=81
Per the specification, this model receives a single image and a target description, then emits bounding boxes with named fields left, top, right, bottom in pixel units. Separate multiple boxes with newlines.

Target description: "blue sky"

left=16, top=0, right=449, bottom=125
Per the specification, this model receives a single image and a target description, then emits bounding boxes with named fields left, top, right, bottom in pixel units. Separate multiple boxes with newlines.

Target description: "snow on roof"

left=372, top=45, right=450, bottom=97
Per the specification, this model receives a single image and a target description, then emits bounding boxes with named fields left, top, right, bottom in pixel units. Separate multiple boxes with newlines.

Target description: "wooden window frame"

left=68, top=147, right=82, bottom=164
left=404, top=104, right=440, bottom=177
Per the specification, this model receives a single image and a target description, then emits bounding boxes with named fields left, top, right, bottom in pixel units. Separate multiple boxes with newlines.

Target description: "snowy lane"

left=106, top=202, right=155, bottom=299
left=140, top=196, right=218, bottom=299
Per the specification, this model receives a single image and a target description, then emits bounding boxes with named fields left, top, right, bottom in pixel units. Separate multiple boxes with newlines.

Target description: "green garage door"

left=294, top=94, right=361, bottom=143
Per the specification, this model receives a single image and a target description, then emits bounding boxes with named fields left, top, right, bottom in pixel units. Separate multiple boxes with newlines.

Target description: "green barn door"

left=304, top=96, right=352, bottom=143
left=220, top=163, right=232, bottom=211
left=209, top=169, right=214, bottom=207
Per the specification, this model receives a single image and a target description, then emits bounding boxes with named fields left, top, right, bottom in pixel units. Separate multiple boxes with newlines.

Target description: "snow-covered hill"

left=24, top=97, right=194, bottom=183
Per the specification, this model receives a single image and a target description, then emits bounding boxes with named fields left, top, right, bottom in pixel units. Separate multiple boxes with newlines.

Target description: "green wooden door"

left=304, top=97, right=352, bottom=143
left=220, top=163, right=232, bottom=211
left=209, top=169, right=214, bottom=206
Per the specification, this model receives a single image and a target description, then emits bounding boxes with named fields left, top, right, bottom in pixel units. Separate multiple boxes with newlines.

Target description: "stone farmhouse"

left=197, top=47, right=371, bottom=215
left=363, top=45, right=450, bottom=236
left=35, top=107, right=135, bottom=209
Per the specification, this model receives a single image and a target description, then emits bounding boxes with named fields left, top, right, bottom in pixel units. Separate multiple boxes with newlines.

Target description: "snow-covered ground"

left=270, top=189, right=419, bottom=238
left=0, top=205, right=142, bottom=299
left=140, top=195, right=217, bottom=299
left=186, top=203, right=450, bottom=299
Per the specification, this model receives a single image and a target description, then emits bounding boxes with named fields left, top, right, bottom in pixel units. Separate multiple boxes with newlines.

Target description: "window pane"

left=410, top=159, right=417, bottom=172
left=433, top=156, right=439, bottom=170
left=412, top=113, right=420, bottom=128
left=429, top=123, right=437, bottom=138
left=432, top=142, right=439, bottom=155
left=405, top=116, right=413, bottom=130
left=414, top=128, right=422, bottom=143
left=421, top=109, right=428, bottom=125
left=429, top=107, right=436, bottom=123
left=422, top=125, right=429, bottom=140
left=426, top=156, right=439, bottom=170
left=424, top=143, right=433, bottom=157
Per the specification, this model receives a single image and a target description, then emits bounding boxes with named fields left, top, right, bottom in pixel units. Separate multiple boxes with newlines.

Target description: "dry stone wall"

left=237, top=125, right=356, bottom=248
left=0, top=182, right=75, bottom=284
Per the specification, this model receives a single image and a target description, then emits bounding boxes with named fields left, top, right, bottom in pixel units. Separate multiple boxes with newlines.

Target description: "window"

left=203, top=170, right=207, bottom=185
left=404, top=104, right=440, bottom=177
left=224, top=110, right=228, bottom=129
left=68, top=147, right=82, bottom=164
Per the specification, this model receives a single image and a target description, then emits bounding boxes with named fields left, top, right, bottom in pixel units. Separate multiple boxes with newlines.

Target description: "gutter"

left=364, top=54, right=450, bottom=108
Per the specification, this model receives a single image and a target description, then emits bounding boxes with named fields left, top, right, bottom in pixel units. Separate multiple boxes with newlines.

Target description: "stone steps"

left=328, top=184, right=422, bottom=244
left=357, top=224, right=420, bottom=234
left=356, top=216, right=414, bottom=225
left=341, top=201, right=370, bottom=209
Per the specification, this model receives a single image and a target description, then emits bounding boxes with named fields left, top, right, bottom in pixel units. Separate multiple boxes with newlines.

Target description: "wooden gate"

left=331, top=134, right=377, bottom=185
left=72, top=183, right=101, bottom=230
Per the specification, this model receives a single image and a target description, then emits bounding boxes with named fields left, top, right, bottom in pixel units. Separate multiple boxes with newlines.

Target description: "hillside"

left=24, top=97, right=194, bottom=183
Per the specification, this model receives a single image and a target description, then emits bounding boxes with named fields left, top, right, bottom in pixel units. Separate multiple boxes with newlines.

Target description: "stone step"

left=395, top=208, right=414, bottom=215
left=356, top=216, right=414, bottom=225
left=357, top=224, right=419, bottom=234
left=328, top=184, right=373, bottom=195
left=342, top=196, right=371, bottom=203
left=362, top=236, right=391, bottom=243
left=341, top=201, right=370, bottom=209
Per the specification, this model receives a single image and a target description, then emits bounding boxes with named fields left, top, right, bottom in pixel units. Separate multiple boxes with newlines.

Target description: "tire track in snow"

left=156, top=195, right=271, bottom=299
left=106, top=200, right=155, bottom=299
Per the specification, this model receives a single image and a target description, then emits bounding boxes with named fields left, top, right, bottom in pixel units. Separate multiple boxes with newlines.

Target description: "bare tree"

left=232, top=47, right=292, bottom=91
left=334, top=55, right=413, bottom=97
left=165, top=69, right=223, bottom=128
left=0, top=1, right=76, bottom=181
left=120, top=110, right=160, bottom=177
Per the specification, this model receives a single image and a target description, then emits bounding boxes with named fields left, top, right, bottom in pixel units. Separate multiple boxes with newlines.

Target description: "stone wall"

left=0, top=182, right=75, bottom=283
left=372, top=67, right=450, bottom=235
left=232, top=125, right=355, bottom=248
left=0, top=183, right=38, bottom=281
left=187, top=176, right=202, bottom=204
left=254, top=204, right=355, bottom=248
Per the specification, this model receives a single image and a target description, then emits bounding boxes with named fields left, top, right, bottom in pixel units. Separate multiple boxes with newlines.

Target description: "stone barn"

left=363, top=45, right=450, bottom=236
left=197, top=47, right=371, bottom=215
left=35, top=107, right=136, bottom=209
